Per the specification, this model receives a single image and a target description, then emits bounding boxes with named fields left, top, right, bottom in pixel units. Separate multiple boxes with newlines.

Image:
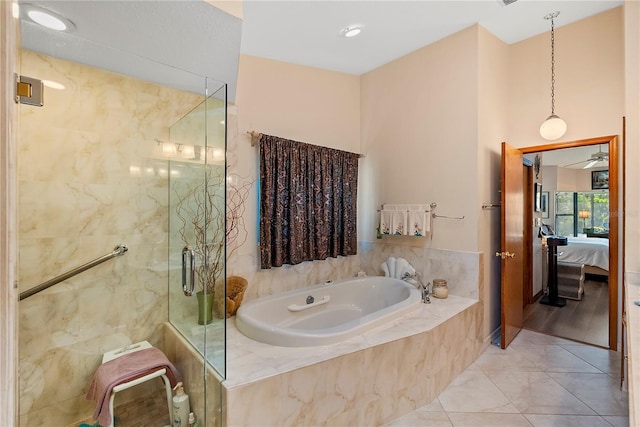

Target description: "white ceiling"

left=19, top=0, right=243, bottom=99
left=20, top=0, right=623, bottom=88
left=19, top=0, right=623, bottom=98
left=539, top=144, right=609, bottom=169
left=18, top=1, right=616, bottom=168
left=240, top=0, right=624, bottom=75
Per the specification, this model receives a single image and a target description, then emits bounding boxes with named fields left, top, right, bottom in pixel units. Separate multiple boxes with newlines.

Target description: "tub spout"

left=402, top=272, right=430, bottom=304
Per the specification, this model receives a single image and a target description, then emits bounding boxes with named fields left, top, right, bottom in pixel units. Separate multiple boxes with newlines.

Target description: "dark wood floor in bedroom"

left=523, top=275, right=609, bottom=348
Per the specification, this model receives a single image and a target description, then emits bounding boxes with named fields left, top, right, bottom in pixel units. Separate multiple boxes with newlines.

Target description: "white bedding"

left=557, top=236, right=609, bottom=271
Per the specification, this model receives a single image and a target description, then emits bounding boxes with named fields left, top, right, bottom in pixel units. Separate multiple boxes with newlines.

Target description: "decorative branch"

left=173, top=164, right=254, bottom=295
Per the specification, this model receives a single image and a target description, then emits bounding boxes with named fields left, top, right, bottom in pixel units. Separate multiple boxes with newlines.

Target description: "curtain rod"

left=246, top=131, right=365, bottom=158
left=247, top=130, right=262, bottom=147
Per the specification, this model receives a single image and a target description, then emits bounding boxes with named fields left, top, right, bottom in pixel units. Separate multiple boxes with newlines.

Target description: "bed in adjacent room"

left=557, top=236, right=609, bottom=277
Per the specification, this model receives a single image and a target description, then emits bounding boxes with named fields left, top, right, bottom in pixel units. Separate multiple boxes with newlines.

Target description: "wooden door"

left=500, top=142, right=525, bottom=349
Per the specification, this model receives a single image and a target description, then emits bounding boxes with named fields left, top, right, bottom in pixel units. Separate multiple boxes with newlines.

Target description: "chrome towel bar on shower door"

left=19, top=244, right=128, bottom=301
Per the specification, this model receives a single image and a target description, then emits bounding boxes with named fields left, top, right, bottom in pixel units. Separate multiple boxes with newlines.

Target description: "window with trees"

left=554, top=191, right=609, bottom=237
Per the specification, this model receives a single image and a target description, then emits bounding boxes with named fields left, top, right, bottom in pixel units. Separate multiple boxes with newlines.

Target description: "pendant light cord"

left=545, top=11, right=560, bottom=116
left=550, top=15, right=556, bottom=116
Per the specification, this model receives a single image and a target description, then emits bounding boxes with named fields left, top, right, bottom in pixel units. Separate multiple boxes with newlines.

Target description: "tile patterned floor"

left=385, top=329, right=628, bottom=427
left=72, top=389, right=172, bottom=427
left=74, top=329, right=628, bottom=427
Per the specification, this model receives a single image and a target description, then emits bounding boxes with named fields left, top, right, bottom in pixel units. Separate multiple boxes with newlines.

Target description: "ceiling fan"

left=563, top=146, right=609, bottom=169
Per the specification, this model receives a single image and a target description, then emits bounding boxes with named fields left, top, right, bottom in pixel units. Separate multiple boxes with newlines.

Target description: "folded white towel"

left=391, top=210, right=407, bottom=235
left=381, top=204, right=431, bottom=237
left=383, top=204, right=401, bottom=211
left=408, top=210, right=430, bottom=236
left=395, top=257, right=415, bottom=279
left=380, top=210, right=392, bottom=235
left=381, top=262, right=390, bottom=277
left=381, top=256, right=416, bottom=279
left=387, top=256, right=397, bottom=278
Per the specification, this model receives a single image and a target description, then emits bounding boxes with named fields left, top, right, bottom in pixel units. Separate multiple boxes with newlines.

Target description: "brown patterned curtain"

left=259, top=134, right=359, bottom=269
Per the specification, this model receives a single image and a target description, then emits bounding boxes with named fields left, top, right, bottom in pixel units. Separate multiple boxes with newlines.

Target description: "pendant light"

left=539, top=11, right=567, bottom=141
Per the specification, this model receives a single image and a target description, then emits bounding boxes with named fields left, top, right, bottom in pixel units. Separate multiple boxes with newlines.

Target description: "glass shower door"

left=168, top=79, right=227, bottom=426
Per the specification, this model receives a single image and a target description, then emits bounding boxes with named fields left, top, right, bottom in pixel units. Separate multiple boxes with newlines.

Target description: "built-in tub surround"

left=226, top=241, right=479, bottom=306
left=359, top=240, right=481, bottom=300
left=221, top=140, right=484, bottom=423
left=236, top=277, right=422, bottom=346
left=226, top=251, right=362, bottom=303
left=224, top=296, right=483, bottom=426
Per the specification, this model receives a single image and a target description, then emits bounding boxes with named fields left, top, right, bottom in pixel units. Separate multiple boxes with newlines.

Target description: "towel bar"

left=432, top=213, right=465, bottom=220
left=19, top=244, right=128, bottom=300
left=482, top=203, right=502, bottom=209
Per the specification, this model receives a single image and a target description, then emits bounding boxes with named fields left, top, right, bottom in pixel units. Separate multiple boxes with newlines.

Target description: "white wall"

left=509, top=7, right=624, bottom=346
left=234, top=54, right=361, bottom=258
left=541, top=166, right=558, bottom=223
left=477, top=26, right=509, bottom=339
left=231, top=7, right=625, bottom=341
left=625, top=0, right=640, bottom=277
left=360, top=25, right=479, bottom=251
left=508, top=7, right=624, bottom=145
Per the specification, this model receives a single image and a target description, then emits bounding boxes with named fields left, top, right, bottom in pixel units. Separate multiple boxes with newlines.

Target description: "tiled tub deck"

left=223, top=295, right=484, bottom=426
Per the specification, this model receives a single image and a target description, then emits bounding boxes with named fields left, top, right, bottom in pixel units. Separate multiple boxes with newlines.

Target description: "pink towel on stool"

left=86, top=347, right=182, bottom=427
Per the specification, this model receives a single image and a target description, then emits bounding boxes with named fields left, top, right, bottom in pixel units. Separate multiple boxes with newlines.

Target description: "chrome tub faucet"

left=402, top=272, right=431, bottom=304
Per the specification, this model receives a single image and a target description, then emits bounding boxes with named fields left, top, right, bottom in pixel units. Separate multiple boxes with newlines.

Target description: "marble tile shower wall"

left=18, top=51, right=202, bottom=426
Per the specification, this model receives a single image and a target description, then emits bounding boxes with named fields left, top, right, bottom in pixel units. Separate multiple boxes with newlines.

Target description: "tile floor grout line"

left=543, top=371, right=612, bottom=417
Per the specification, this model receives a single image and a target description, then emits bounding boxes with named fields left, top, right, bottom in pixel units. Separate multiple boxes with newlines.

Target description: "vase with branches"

left=173, top=163, right=252, bottom=322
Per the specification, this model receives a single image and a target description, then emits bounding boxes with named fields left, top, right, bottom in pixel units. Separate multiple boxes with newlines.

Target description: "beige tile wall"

left=164, top=322, right=223, bottom=427
left=18, top=50, right=202, bottom=426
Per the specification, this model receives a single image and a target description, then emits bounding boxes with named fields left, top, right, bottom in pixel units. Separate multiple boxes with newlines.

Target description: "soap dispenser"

left=172, top=382, right=190, bottom=427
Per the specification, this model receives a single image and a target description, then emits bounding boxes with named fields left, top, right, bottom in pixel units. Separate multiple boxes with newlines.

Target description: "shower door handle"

left=182, top=246, right=195, bottom=296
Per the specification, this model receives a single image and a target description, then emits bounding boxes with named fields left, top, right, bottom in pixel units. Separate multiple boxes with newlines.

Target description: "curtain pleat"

left=259, top=134, right=358, bottom=269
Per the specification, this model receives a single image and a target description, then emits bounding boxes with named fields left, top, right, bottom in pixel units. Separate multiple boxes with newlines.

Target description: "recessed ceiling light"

left=340, top=25, right=363, bottom=38
left=21, top=4, right=75, bottom=32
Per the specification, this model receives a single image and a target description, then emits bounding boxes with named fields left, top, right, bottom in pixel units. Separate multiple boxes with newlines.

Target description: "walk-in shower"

left=16, top=1, right=240, bottom=426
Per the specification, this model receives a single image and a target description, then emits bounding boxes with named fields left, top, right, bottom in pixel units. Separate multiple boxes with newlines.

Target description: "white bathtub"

left=235, top=276, right=422, bottom=347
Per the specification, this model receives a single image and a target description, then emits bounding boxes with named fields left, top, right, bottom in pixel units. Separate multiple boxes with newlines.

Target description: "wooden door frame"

left=520, top=135, right=619, bottom=350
